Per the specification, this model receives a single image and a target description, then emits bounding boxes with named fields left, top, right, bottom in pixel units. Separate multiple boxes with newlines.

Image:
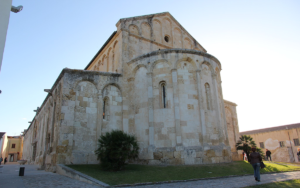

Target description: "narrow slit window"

left=103, top=99, right=106, bottom=119
left=160, top=82, right=167, bottom=108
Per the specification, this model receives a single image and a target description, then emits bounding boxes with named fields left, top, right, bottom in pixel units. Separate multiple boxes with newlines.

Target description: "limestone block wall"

left=23, top=49, right=237, bottom=170
left=224, top=100, right=240, bottom=161
left=22, top=78, right=63, bottom=171
left=56, top=70, right=122, bottom=165
left=125, top=49, right=231, bottom=165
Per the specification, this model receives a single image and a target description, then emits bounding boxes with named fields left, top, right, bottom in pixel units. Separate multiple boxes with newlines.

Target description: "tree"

left=236, top=135, right=257, bottom=161
left=95, top=130, right=139, bottom=171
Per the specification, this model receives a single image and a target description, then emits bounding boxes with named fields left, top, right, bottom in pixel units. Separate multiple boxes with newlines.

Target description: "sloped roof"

left=240, top=123, right=300, bottom=135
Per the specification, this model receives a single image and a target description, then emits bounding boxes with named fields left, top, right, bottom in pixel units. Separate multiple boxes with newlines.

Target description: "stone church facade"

left=22, top=12, right=240, bottom=171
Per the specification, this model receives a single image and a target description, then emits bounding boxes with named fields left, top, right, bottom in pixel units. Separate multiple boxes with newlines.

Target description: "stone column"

left=171, top=69, right=182, bottom=147
left=123, top=77, right=135, bottom=134
left=211, top=72, right=225, bottom=144
left=147, top=72, right=155, bottom=147
left=196, top=70, right=205, bottom=145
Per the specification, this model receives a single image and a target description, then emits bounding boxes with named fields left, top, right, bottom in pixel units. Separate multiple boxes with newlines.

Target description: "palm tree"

left=236, top=135, right=257, bottom=161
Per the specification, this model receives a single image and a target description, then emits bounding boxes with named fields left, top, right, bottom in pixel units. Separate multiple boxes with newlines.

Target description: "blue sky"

left=1, top=0, right=300, bottom=135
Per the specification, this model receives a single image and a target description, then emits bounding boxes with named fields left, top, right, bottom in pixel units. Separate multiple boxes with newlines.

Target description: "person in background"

left=4, top=157, right=7, bottom=164
left=0, top=157, right=2, bottom=165
left=266, top=149, right=272, bottom=161
left=297, top=148, right=300, bottom=162
left=249, top=147, right=262, bottom=182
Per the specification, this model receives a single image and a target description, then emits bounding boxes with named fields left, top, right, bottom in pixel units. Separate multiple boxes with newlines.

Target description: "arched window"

left=103, top=97, right=109, bottom=120
left=205, top=83, right=212, bottom=110
left=160, top=82, right=167, bottom=108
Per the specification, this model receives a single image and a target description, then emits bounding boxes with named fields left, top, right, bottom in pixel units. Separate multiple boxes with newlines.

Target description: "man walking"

left=266, top=149, right=272, bottom=161
left=0, top=156, right=3, bottom=165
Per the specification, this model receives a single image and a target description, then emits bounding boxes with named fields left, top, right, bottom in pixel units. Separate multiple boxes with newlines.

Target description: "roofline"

left=117, top=12, right=207, bottom=53
left=84, top=31, right=117, bottom=70
left=240, top=122, right=300, bottom=135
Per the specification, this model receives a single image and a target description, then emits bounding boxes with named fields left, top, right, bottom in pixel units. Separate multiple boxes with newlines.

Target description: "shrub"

left=95, top=130, right=139, bottom=171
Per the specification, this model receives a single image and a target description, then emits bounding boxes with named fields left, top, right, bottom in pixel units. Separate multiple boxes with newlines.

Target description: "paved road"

left=124, top=171, right=300, bottom=188
left=0, top=164, right=101, bottom=188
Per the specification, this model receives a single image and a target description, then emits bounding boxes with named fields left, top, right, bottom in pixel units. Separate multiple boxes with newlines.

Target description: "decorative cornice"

left=127, top=49, right=222, bottom=69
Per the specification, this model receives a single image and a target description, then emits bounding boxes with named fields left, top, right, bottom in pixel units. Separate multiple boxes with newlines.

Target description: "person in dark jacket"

left=4, top=157, right=7, bottom=164
left=249, top=147, right=262, bottom=182
left=266, top=149, right=272, bottom=161
left=297, top=148, right=300, bottom=162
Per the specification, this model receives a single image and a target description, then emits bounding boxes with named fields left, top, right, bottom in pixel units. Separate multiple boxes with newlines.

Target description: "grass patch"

left=246, top=179, right=300, bottom=187
left=67, top=161, right=300, bottom=186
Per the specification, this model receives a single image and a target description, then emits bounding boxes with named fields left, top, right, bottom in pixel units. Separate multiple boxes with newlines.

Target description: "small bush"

left=95, top=130, right=139, bottom=171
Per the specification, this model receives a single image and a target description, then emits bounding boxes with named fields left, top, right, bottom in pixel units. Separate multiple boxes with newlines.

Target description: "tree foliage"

left=95, top=130, right=139, bottom=171
left=236, top=135, right=264, bottom=161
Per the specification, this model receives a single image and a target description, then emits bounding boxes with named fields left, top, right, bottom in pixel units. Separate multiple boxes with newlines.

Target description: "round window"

left=164, top=36, right=169, bottom=42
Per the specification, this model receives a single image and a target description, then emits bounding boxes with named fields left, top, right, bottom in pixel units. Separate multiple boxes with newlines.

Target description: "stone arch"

left=101, top=84, right=123, bottom=133
left=175, top=57, right=198, bottom=70
left=141, top=22, right=151, bottom=39
left=200, top=61, right=214, bottom=73
left=150, top=59, right=171, bottom=72
left=129, top=24, right=140, bottom=35
left=132, top=64, right=148, bottom=76
left=101, top=83, right=122, bottom=97
left=184, top=37, right=192, bottom=49
left=74, top=80, right=98, bottom=92
left=153, top=19, right=162, bottom=43
left=173, top=28, right=182, bottom=48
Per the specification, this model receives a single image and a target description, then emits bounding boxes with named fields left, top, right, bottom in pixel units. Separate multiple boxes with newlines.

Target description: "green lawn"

left=67, top=161, right=300, bottom=186
left=246, top=179, right=300, bottom=188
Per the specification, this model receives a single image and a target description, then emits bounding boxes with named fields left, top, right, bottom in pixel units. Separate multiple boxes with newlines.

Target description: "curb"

left=56, top=164, right=109, bottom=187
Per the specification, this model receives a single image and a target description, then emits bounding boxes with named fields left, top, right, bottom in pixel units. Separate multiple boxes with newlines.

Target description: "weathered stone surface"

left=153, top=152, right=163, bottom=160
left=22, top=12, right=239, bottom=171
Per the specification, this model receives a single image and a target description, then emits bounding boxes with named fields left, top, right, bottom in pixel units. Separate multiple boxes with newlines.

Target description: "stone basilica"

left=23, top=12, right=240, bottom=171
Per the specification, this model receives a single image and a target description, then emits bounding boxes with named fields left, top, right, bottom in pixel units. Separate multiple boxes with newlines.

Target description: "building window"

left=259, top=142, right=265, bottom=149
left=279, top=141, right=285, bottom=147
left=164, top=35, right=169, bottom=42
left=103, top=99, right=106, bottom=119
left=12, top=144, right=16, bottom=148
left=294, top=139, right=300, bottom=146
left=103, top=97, right=110, bottom=120
left=160, top=82, right=167, bottom=108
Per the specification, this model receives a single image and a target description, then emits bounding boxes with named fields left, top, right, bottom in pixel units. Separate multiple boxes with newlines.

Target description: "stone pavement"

left=123, top=171, right=300, bottom=188
left=0, top=164, right=101, bottom=188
